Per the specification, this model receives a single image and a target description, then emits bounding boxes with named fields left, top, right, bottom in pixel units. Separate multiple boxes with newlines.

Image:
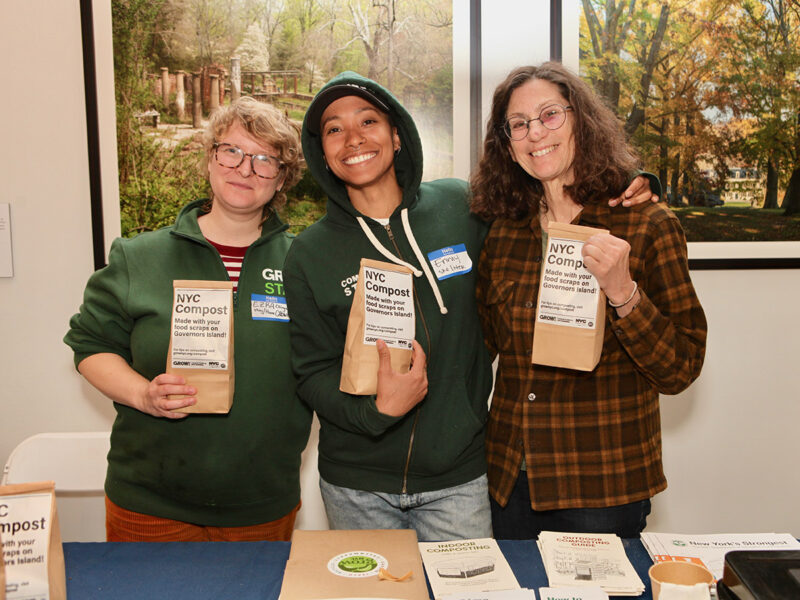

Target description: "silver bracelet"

left=608, top=281, right=638, bottom=308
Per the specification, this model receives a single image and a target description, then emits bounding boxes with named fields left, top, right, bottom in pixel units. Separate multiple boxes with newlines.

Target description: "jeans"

left=319, top=474, right=492, bottom=542
left=491, top=470, right=651, bottom=540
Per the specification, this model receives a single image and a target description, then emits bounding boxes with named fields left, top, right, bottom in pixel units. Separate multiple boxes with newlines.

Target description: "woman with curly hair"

left=471, top=63, right=707, bottom=539
left=65, top=97, right=312, bottom=541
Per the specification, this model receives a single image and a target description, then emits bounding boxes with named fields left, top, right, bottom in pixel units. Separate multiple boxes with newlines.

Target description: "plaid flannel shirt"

left=476, top=200, right=707, bottom=510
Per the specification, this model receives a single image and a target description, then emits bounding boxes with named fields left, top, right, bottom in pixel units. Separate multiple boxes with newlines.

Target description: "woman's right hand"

left=137, top=373, right=197, bottom=419
left=375, top=340, right=428, bottom=417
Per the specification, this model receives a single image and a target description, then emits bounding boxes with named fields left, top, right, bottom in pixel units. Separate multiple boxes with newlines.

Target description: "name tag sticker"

left=427, top=243, right=472, bottom=280
left=251, top=294, right=289, bottom=322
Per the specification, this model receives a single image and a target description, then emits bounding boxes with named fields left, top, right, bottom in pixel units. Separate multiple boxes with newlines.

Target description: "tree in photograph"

left=581, top=0, right=727, bottom=201
left=345, top=0, right=389, bottom=81
left=112, top=0, right=210, bottom=237
left=189, top=0, right=239, bottom=64
left=272, top=0, right=327, bottom=79
left=647, top=1, right=730, bottom=204
left=235, top=22, right=271, bottom=71
left=710, top=0, right=800, bottom=212
left=581, top=0, right=670, bottom=136
left=242, top=0, right=288, bottom=59
left=112, top=0, right=167, bottom=184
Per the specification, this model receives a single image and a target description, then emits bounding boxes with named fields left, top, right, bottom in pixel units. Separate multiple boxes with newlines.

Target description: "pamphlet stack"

left=537, top=531, right=645, bottom=596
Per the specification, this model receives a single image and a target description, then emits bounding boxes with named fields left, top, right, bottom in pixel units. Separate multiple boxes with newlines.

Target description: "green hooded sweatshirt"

left=65, top=200, right=312, bottom=526
left=284, top=72, right=493, bottom=494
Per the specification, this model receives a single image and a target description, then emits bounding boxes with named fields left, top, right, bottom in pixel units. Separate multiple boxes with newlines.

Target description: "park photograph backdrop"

left=106, top=0, right=800, bottom=253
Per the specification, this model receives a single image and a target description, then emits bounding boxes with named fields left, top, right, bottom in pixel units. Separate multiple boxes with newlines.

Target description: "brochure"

left=418, top=538, right=520, bottom=600
left=641, top=531, right=800, bottom=580
left=440, top=590, right=535, bottom=600
left=538, top=586, right=609, bottom=600
left=537, top=531, right=644, bottom=596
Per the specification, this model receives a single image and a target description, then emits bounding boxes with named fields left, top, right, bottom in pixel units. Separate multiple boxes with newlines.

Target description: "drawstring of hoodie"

left=356, top=209, right=448, bottom=315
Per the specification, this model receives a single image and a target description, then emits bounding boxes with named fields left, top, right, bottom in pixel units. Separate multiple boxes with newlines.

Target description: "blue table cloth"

left=63, top=538, right=655, bottom=599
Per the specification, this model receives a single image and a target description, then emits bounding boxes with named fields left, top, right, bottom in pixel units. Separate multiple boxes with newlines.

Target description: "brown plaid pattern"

left=476, top=201, right=707, bottom=510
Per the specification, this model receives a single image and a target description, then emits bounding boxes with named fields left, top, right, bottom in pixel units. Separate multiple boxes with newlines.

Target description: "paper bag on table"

left=0, top=481, right=66, bottom=600
left=340, top=258, right=415, bottom=395
left=279, top=529, right=428, bottom=600
left=532, top=222, right=608, bottom=371
left=167, top=279, right=235, bottom=413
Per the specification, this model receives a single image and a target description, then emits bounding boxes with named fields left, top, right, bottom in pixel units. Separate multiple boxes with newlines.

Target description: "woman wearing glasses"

left=471, top=63, right=707, bottom=539
left=64, top=97, right=312, bottom=541
left=282, top=71, right=657, bottom=542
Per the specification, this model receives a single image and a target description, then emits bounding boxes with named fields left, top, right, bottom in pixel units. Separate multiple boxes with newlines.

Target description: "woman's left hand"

left=582, top=233, right=639, bottom=314
left=608, top=175, right=658, bottom=207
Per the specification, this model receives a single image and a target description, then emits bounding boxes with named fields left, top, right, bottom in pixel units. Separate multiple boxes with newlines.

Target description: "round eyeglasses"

left=503, top=104, right=572, bottom=140
left=213, top=142, right=283, bottom=179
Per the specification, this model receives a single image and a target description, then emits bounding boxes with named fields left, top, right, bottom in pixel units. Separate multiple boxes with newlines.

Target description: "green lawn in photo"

left=672, top=206, right=800, bottom=242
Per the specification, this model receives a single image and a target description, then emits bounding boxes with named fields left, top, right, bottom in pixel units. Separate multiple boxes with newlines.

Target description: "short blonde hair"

left=203, top=96, right=303, bottom=211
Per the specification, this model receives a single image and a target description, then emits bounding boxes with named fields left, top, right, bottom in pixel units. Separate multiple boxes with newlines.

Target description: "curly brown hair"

left=202, top=96, right=304, bottom=213
left=470, top=62, right=640, bottom=221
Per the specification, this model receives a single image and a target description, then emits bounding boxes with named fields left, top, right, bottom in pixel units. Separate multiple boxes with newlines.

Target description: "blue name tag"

left=427, top=244, right=473, bottom=280
left=251, top=294, right=289, bottom=322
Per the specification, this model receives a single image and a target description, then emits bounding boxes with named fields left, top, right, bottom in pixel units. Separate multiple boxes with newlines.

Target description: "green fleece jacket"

left=64, top=200, right=312, bottom=526
left=284, top=72, right=493, bottom=494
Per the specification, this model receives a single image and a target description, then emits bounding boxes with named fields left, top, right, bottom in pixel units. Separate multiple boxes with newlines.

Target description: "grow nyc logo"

left=262, top=268, right=285, bottom=296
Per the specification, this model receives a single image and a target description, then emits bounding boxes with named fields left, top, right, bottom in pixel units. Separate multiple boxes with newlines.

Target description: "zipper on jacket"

left=205, top=237, right=241, bottom=310
left=401, top=410, right=420, bottom=494
left=231, top=243, right=257, bottom=312
left=384, top=222, right=430, bottom=494
left=383, top=224, right=432, bottom=354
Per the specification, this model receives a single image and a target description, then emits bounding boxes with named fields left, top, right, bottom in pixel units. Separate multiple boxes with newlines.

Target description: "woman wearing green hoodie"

left=65, top=98, right=312, bottom=541
left=284, top=72, right=656, bottom=541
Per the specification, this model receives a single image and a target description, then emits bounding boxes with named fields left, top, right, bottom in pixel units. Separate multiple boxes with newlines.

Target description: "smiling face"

left=319, top=95, right=400, bottom=195
left=207, top=122, right=285, bottom=219
left=506, top=78, right=576, bottom=188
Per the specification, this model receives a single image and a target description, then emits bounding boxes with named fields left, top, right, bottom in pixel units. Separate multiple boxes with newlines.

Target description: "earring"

left=394, top=146, right=401, bottom=156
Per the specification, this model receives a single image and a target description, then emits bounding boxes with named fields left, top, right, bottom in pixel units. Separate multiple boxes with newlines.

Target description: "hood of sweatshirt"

left=301, top=71, right=424, bottom=223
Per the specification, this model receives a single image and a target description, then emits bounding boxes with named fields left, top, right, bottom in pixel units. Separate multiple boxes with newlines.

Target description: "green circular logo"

left=328, top=551, right=388, bottom=578
left=338, top=555, right=378, bottom=573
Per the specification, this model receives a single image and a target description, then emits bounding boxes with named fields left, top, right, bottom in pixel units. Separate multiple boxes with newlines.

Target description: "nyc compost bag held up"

left=167, top=280, right=235, bottom=413
left=532, top=222, right=608, bottom=371
left=340, top=258, right=415, bottom=395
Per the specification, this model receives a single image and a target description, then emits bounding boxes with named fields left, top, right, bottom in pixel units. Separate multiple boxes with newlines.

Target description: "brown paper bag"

left=167, top=279, right=235, bottom=413
left=340, top=259, right=415, bottom=395
left=0, top=481, right=66, bottom=600
left=279, top=529, right=429, bottom=600
left=532, top=222, right=608, bottom=371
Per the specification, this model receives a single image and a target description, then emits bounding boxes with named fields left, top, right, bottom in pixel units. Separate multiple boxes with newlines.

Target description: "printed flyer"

left=166, top=280, right=235, bottom=413
left=537, top=235, right=601, bottom=330
left=419, top=538, right=520, bottom=599
left=169, top=284, right=232, bottom=370
left=361, top=264, right=414, bottom=350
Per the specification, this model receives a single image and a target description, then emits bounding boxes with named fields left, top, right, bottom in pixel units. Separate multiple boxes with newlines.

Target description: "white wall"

left=0, top=4, right=117, bottom=443
left=651, top=269, right=800, bottom=534
left=1, top=2, right=798, bottom=542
